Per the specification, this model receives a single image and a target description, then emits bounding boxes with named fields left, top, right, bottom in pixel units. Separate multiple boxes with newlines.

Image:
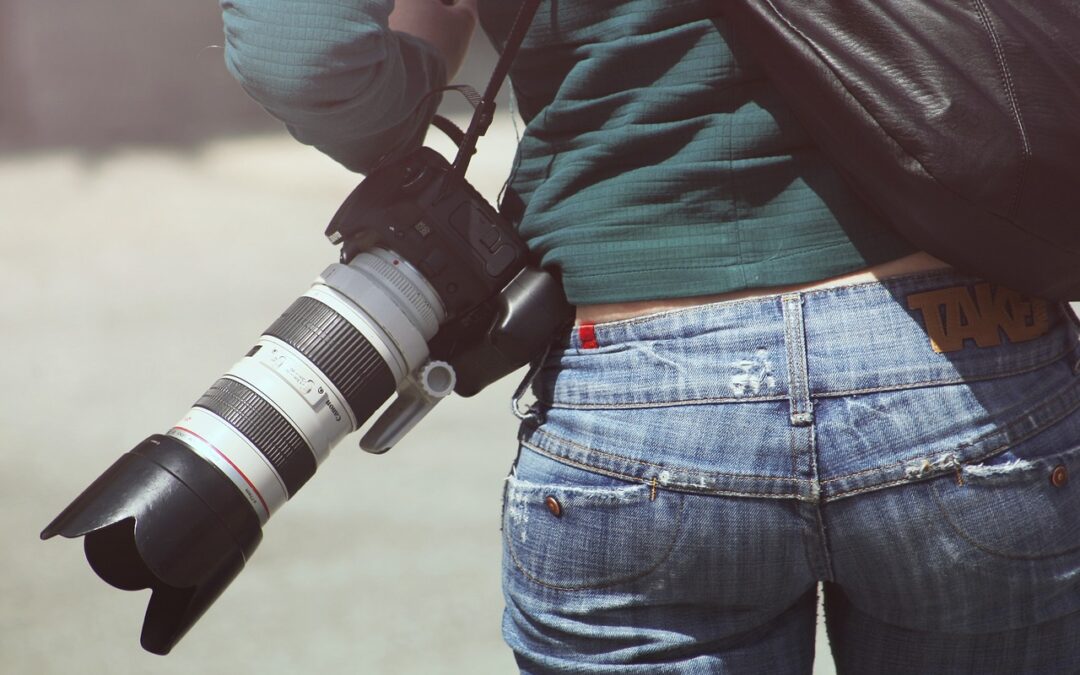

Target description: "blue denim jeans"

left=501, top=270, right=1080, bottom=674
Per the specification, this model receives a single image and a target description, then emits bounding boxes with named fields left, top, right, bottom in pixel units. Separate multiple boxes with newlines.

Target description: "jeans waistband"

left=541, top=269, right=1080, bottom=408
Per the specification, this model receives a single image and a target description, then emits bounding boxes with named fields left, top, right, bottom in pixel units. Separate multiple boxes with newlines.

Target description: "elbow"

left=219, top=0, right=396, bottom=114
left=223, top=29, right=388, bottom=116
left=224, top=55, right=320, bottom=115
left=219, top=3, right=446, bottom=173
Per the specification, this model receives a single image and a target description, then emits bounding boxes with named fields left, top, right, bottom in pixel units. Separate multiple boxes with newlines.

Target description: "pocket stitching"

left=930, top=478, right=1080, bottom=560
left=825, top=376, right=1080, bottom=487
left=504, top=489, right=686, bottom=591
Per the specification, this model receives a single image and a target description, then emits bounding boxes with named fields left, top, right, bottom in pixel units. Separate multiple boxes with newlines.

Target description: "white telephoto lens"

left=167, top=249, right=445, bottom=523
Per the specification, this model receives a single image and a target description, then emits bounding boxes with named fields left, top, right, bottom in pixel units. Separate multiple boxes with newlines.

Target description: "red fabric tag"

left=578, top=322, right=599, bottom=349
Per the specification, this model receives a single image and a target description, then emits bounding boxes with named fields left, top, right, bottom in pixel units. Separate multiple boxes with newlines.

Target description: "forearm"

left=390, top=0, right=477, bottom=80
left=220, top=0, right=473, bottom=172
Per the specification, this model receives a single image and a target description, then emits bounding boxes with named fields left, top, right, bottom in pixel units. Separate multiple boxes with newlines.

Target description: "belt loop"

left=578, top=322, right=599, bottom=349
left=782, top=293, right=813, bottom=426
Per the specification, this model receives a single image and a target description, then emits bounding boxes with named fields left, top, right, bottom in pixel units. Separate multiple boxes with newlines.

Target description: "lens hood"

left=41, top=434, right=263, bottom=654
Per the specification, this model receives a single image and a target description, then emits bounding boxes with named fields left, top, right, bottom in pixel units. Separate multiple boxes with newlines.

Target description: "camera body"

left=330, top=145, right=526, bottom=319
left=42, top=144, right=569, bottom=654
left=330, top=145, right=566, bottom=399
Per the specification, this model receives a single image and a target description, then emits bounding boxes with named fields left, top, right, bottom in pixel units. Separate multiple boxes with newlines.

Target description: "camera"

left=40, top=143, right=569, bottom=654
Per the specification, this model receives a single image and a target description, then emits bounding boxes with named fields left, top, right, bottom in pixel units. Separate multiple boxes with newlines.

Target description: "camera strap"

left=441, top=0, right=542, bottom=181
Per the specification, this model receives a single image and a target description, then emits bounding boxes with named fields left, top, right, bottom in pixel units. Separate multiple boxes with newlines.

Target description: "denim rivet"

left=544, top=495, right=563, bottom=518
left=1051, top=465, right=1069, bottom=488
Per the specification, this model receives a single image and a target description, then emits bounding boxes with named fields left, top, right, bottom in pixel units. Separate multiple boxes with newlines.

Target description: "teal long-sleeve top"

left=221, top=0, right=914, bottom=305
left=220, top=0, right=447, bottom=171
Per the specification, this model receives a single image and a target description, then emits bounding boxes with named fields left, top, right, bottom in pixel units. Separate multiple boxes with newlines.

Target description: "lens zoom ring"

left=195, top=378, right=315, bottom=496
left=264, top=296, right=397, bottom=424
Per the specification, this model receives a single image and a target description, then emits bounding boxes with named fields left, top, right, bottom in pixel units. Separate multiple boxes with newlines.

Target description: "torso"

left=576, top=252, right=951, bottom=323
left=478, top=0, right=917, bottom=307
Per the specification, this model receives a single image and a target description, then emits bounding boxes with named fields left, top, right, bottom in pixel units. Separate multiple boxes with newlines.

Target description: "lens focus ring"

left=195, top=378, right=316, bottom=496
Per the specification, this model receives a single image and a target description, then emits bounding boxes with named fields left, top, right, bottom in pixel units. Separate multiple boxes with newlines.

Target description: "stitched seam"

left=793, top=300, right=811, bottom=416
left=751, top=0, right=958, bottom=198
left=504, top=489, right=686, bottom=591
left=825, top=385, right=1080, bottom=491
left=783, top=295, right=806, bottom=477
left=823, top=384, right=1080, bottom=484
left=789, top=413, right=799, bottom=479
left=930, top=483, right=1080, bottom=560
left=829, top=476, right=929, bottom=500
left=540, top=341, right=1078, bottom=409
left=812, top=497, right=835, bottom=580
left=816, top=343, right=1078, bottom=396
left=521, top=434, right=802, bottom=483
left=739, top=2, right=1075, bottom=253
left=814, top=349, right=1074, bottom=396
left=517, top=445, right=652, bottom=486
left=522, top=443, right=811, bottom=503
left=539, top=394, right=790, bottom=409
left=507, top=478, right=653, bottom=503
left=971, top=0, right=1030, bottom=219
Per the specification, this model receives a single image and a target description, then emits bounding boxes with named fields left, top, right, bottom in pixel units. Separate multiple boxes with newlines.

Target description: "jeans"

left=501, top=269, right=1080, bottom=674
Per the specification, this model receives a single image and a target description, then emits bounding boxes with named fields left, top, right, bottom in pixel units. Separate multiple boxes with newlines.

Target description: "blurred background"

left=0, top=2, right=838, bottom=673
left=0, top=0, right=496, bottom=152
left=1, top=2, right=525, bottom=673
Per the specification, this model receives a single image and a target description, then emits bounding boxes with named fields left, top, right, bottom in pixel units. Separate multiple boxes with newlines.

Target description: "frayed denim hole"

left=502, top=476, right=684, bottom=591
left=962, top=423, right=1080, bottom=474
left=931, top=444, right=1080, bottom=559
left=506, top=476, right=652, bottom=503
left=960, top=457, right=1041, bottom=483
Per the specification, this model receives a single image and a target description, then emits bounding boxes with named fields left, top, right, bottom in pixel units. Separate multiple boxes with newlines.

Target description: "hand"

left=390, top=0, right=478, bottom=79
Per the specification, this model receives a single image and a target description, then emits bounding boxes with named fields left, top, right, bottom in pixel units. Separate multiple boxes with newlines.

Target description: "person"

left=219, top=1, right=1080, bottom=672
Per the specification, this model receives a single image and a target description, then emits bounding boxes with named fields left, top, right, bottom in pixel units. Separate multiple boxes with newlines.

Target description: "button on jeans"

left=501, top=270, right=1080, bottom=674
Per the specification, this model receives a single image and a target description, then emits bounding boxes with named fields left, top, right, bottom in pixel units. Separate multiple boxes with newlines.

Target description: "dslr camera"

left=41, top=139, right=568, bottom=654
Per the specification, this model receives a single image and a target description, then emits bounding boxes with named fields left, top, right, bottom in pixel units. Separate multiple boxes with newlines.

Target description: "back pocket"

left=932, top=432, right=1080, bottom=560
left=503, top=472, right=684, bottom=590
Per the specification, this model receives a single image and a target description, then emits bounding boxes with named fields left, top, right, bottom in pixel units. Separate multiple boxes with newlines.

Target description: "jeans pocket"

left=502, top=452, right=684, bottom=590
left=931, top=430, right=1080, bottom=560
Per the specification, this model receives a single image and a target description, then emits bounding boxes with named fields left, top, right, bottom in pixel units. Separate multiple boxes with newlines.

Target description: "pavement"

left=0, top=117, right=839, bottom=674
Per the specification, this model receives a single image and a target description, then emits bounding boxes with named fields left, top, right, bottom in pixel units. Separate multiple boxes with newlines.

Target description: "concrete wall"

left=0, top=0, right=274, bottom=150
left=0, top=0, right=499, bottom=152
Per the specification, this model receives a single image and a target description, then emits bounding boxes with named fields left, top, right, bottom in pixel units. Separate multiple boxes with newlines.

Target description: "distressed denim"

left=501, top=269, right=1080, bottom=674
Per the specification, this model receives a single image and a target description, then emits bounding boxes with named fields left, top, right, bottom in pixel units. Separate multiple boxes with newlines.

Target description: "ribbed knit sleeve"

left=221, top=0, right=447, bottom=173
